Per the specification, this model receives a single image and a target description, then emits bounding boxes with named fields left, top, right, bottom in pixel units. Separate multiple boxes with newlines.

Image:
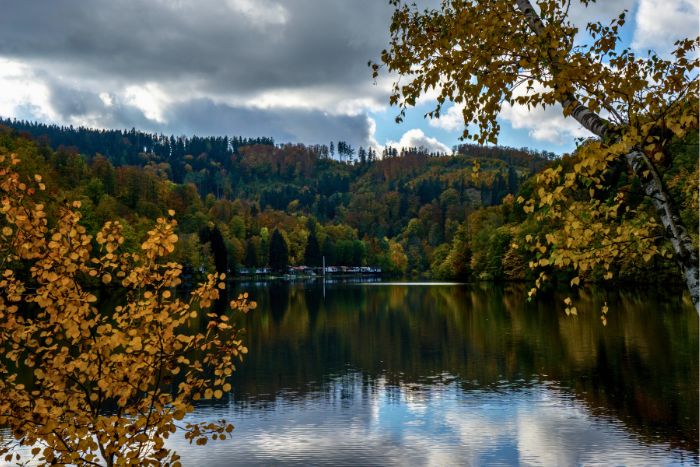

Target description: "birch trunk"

left=515, top=0, right=700, bottom=311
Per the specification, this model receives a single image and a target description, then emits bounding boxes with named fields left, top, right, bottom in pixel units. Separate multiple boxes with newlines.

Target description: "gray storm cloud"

left=0, top=0, right=400, bottom=147
left=39, top=78, right=374, bottom=145
left=0, top=0, right=392, bottom=92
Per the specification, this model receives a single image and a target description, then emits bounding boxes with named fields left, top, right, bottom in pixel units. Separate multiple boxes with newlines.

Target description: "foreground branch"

left=515, top=0, right=699, bottom=311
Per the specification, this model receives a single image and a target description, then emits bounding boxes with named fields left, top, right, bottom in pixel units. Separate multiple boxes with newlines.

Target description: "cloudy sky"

left=0, top=0, right=696, bottom=154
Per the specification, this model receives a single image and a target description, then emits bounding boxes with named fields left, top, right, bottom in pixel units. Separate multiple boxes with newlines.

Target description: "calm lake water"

left=170, top=281, right=698, bottom=466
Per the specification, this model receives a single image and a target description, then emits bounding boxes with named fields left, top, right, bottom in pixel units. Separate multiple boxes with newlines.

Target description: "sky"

left=0, top=0, right=696, bottom=155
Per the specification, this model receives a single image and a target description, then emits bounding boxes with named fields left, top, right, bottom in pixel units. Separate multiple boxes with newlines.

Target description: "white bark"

left=515, top=0, right=700, bottom=311
left=625, top=151, right=700, bottom=310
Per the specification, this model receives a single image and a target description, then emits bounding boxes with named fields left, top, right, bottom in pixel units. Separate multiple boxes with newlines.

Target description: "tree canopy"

left=373, top=0, right=699, bottom=311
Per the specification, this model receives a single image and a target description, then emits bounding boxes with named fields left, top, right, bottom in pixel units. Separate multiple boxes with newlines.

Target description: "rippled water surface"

left=171, top=282, right=697, bottom=466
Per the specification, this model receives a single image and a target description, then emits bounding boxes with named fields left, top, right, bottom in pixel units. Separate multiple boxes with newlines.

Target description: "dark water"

left=172, top=281, right=698, bottom=466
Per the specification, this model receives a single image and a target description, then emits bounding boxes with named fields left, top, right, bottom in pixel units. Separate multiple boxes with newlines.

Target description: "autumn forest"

left=0, top=0, right=698, bottom=465
left=2, top=118, right=695, bottom=287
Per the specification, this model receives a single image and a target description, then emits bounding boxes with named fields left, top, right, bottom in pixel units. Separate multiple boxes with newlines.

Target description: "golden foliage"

left=0, top=153, right=255, bottom=465
left=376, top=0, right=699, bottom=316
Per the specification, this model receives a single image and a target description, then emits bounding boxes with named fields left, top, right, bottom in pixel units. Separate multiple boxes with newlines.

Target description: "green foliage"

left=0, top=122, right=549, bottom=274
left=2, top=110, right=695, bottom=286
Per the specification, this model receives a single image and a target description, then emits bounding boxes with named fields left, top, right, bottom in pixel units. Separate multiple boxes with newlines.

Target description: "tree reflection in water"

left=229, top=282, right=697, bottom=453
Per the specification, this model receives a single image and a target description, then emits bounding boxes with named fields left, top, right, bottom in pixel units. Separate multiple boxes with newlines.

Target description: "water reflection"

left=179, top=282, right=697, bottom=465
left=180, top=375, right=696, bottom=466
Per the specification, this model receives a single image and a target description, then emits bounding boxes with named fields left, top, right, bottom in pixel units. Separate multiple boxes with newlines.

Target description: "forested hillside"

left=1, top=118, right=695, bottom=285
left=0, top=119, right=553, bottom=276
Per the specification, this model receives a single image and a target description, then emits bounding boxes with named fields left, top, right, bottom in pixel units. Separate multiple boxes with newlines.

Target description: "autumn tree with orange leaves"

left=0, top=150, right=255, bottom=466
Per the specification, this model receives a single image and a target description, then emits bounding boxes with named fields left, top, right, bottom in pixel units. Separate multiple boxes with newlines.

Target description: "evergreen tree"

left=244, top=240, right=258, bottom=268
left=304, top=233, right=322, bottom=266
left=358, top=147, right=367, bottom=165
left=199, top=225, right=228, bottom=274
left=322, top=237, right=336, bottom=265
left=268, top=229, right=289, bottom=273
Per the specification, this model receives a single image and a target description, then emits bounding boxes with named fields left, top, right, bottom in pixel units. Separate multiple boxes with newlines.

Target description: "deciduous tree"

left=373, top=0, right=699, bottom=310
left=0, top=152, right=255, bottom=465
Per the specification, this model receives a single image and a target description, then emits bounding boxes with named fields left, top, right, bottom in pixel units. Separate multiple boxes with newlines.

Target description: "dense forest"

left=0, top=118, right=695, bottom=285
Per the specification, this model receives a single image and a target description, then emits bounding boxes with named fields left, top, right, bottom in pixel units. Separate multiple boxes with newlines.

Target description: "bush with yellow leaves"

left=0, top=151, right=255, bottom=466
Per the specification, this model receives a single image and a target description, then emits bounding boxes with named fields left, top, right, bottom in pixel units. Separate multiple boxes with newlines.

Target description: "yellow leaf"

left=131, top=337, right=142, bottom=351
left=570, top=277, right=580, bottom=287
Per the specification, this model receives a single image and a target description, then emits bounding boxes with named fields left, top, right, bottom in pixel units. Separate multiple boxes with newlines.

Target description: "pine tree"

left=244, top=240, right=258, bottom=268
left=304, top=233, right=322, bottom=267
left=268, top=229, right=289, bottom=273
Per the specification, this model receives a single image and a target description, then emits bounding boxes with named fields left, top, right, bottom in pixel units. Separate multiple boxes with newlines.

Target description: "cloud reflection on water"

left=172, top=373, right=697, bottom=466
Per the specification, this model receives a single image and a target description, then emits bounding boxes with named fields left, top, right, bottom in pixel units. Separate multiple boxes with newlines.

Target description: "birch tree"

left=373, top=0, right=699, bottom=310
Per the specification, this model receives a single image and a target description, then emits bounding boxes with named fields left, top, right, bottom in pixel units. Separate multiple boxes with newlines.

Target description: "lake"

left=170, top=281, right=698, bottom=466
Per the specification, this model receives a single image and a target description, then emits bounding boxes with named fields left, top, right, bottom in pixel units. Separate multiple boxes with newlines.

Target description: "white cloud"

left=428, top=103, right=465, bottom=132
left=500, top=83, right=591, bottom=145
left=367, top=116, right=381, bottom=152
left=123, top=84, right=170, bottom=123
left=98, top=92, right=113, bottom=107
left=632, top=0, right=699, bottom=53
left=385, top=128, right=451, bottom=154
left=568, top=0, right=634, bottom=33
left=0, top=58, right=55, bottom=121
left=239, top=86, right=386, bottom=116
